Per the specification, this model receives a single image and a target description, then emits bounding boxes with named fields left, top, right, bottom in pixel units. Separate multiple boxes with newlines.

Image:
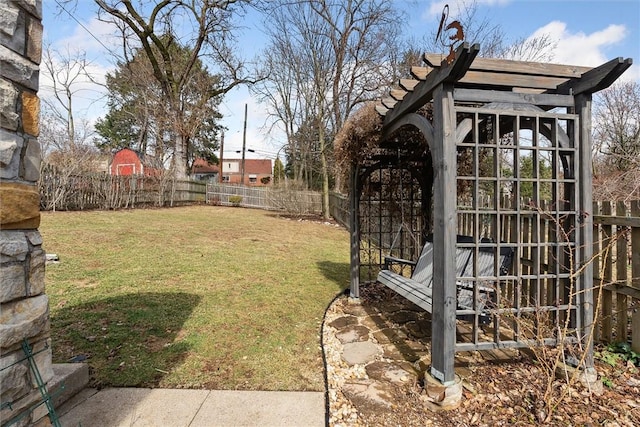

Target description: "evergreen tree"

left=273, top=156, right=286, bottom=186
left=94, top=39, right=223, bottom=173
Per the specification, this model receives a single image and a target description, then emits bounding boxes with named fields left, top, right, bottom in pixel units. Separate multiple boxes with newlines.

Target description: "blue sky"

left=42, top=0, right=640, bottom=159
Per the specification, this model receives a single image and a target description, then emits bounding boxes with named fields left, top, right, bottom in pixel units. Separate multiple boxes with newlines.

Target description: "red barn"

left=110, top=148, right=160, bottom=176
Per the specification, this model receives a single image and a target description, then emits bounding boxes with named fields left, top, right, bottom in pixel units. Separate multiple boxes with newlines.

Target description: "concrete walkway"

left=58, top=388, right=326, bottom=427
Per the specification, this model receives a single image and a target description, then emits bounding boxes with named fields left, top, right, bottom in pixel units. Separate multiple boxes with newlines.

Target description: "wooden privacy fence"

left=592, top=200, right=640, bottom=351
left=329, top=192, right=350, bottom=229
left=39, top=168, right=206, bottom=211
left=38, top=168, right=326, bottom=215
left=206, top=183, right=322, bottom=215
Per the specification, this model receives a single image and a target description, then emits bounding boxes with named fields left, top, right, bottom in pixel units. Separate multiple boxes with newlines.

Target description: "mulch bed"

left=324, top=283, right=640, bottom=426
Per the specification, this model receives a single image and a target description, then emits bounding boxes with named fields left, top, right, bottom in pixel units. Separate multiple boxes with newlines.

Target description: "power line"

left=53, top=0, right=121, bottom=59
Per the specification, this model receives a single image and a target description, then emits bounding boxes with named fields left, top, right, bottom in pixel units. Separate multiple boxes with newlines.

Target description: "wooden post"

left=219, top=130, right=225, bottom=183
left=592, top=201, right=602, bottom=343
left=430, top=83, right=458, bottom=385
left=632, top=201, right=640, bottom=353
left=576, top=93, right=595, bottom=369
left=602, top=201, right=614, bottom=342
left=349, top=163, right=361, bottom=299
left=616, top=201, right=628, bottom=341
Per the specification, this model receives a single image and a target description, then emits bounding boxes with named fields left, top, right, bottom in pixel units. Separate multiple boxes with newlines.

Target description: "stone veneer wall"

left=0, top=1, right=54, bottom=425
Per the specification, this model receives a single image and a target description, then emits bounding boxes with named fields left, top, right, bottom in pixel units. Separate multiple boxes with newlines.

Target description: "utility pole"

left=219, top=130, right=224, bottom=183
left=241, top=103, right=247, bottom=185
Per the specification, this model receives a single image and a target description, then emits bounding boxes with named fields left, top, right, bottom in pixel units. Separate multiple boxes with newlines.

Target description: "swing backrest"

left=457, top=239, right=515, bottom=311
left=410, top=235, right=475, bottom=287
left=411, top=240, right=434, bottom=285
left=462, top=239, right=515, bottom=278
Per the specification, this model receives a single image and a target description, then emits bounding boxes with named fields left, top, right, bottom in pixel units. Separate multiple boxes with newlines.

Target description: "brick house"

left=194, top=158, right=272, bottom=186
left=191, top=158, right=220, bottom=181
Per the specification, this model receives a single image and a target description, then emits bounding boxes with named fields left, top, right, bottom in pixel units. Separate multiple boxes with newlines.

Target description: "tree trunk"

left=319, top=125, right=330, bottom=220
left=174, top=134, right=187, bottom=178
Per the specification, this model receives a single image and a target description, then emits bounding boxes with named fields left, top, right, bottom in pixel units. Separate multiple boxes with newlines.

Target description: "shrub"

left=229, top=195, right=242, bottom=206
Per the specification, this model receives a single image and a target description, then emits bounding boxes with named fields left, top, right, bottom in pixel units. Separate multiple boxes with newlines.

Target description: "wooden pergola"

left=348, top=43, right=632, bottom=386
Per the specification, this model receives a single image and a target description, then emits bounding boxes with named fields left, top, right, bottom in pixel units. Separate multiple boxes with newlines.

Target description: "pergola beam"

left=425, top=53, right=592, bottom=78
left=556, top=57, right=633, bottom=95
left=453, top=88, right=575, bottom=107
left=382, top=43, right=479, bottom=130
left=381, top=97, right=397, bottom=109
left=390, top=89, right=408, bottom=101
left=375, top=104, right=388, bottom=116
left=459, top=70, right=567, bottom=90
left=410, top=66, right=431, bottom=80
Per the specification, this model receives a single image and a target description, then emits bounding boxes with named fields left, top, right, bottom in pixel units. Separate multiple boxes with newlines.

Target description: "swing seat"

left=377, top=235, right=514, bottom=320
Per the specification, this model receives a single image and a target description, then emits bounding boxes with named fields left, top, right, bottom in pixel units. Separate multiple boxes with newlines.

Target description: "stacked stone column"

left=1, top=1, right=54, bottom=425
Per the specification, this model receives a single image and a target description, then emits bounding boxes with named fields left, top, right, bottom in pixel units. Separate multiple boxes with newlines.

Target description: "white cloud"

left=424, top=0, right=510, bottom=19
left=619, top=64, right=640, bottom=83
left=529, top=21, right=627, bottom=67
left=49, top=16, right=122, bottom=65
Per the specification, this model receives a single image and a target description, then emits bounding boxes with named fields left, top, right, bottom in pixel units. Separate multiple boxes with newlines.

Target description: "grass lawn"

left=40, top=206, right=350, bottom=391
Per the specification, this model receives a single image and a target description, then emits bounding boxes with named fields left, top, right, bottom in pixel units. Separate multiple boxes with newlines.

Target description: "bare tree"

left=255, top=0, right=403, bottom=218
left=41, top=45, right=100, bottom=149
left=594, top=80, right=640, bottom=171
left=39, top=44, right=102, bottom=167
left=92, top=0, right=258, bottom=177
left=313, top=0, right=403, bottom=196
left=592, top=80, right=640, bottom=201
left=253, top=3, right=332, bottom=189
left=39, top=44, right=111, bottom=210
left=309, top=0, right=402, bottom=132
left=415, top=1, right=556, bottom=62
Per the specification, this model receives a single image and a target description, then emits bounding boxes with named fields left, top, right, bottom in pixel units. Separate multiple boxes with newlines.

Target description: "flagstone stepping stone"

left=382, top=343, right=416, bottom=362
left=389, top=310, right=421, bottom=324
left=335, top=325, right=371, bottom=344
left=328, top=315, right=358, bottom=329
left=372, top=328, right=407, bottom=344
left=380, top=340, right=427, bottom=363
left=342, top=341, right=381, bottom=366
left=376, top=301, right=405, bottom=314
left=359, top=314, right=387, bottom=331
left=341, top=302, right=369, bottom=317
left=405, top=320, right=431, bottom=338
left=365, top=360, right=418, bottom=384
left=342, top=379, right=395, bottom=411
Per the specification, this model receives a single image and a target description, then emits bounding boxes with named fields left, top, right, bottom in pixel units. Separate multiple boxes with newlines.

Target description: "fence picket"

left=39, top=167, right=208, bottom=210
left=632, top=201, right=640, bottom=352
left=592, top=201, right=602, bottom=343
left=616, top=201, right=628, bottom=341
left=205, top=183, right=323, bottom=215
left=456, top=198, right=639, bottom=348
left=601, top=201, right=614, bottom=342
left=591, top=200, right=640, bottom=347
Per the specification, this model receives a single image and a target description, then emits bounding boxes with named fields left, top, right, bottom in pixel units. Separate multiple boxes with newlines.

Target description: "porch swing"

left=377, top=153, right=514, bottom=318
